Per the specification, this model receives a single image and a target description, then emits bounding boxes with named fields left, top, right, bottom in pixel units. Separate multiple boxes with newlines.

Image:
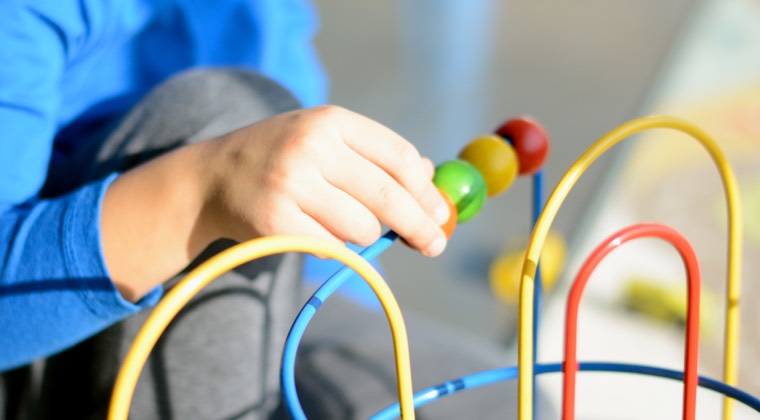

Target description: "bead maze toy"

left=107, top=115, right=758, bottom=420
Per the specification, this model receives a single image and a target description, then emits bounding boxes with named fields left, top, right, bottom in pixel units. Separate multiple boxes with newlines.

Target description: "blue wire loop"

left=369, top=362, right=760, bottom=420
left=281, top=230, right=399, bottom=419
left=281, top=168, right=556, bottom=419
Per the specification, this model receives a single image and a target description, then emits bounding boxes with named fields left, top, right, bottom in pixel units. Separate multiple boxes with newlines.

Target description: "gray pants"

left=1, top=70, right=551, bottom=419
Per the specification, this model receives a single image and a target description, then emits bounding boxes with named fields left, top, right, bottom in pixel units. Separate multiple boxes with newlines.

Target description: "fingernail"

left=433, top=201, right=450, bottom=226
left=425, top=236, right=447, bottom=257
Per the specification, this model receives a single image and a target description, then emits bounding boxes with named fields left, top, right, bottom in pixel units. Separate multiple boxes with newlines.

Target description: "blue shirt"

left=0, top=0, right=326, bottom=371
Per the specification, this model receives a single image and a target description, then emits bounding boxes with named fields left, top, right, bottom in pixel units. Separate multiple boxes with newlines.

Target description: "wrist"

left=184, top=139, right=227, bottom=252
left=102, top=140, right=225, bottom=301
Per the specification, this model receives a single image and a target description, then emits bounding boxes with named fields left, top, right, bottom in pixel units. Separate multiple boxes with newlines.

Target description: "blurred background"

left=310, top=0, right=698, bottom=347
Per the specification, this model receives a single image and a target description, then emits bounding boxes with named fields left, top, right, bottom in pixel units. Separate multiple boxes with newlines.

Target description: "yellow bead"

left=458, top=135, right=519, bottom=197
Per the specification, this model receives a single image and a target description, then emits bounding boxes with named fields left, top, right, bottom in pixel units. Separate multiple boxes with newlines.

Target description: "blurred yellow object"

left=622, top=277, right=719, bottom=338
left=489, top=230, right=566, bottom=304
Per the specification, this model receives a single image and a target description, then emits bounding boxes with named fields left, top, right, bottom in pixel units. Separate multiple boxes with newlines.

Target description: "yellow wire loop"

left=108, top=235, right=416, bottom=420
left=517, top=116, right=742, bottom=420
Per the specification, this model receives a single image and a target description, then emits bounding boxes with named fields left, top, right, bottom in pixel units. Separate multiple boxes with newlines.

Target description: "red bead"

left=495, top=116, right=550, bottom=175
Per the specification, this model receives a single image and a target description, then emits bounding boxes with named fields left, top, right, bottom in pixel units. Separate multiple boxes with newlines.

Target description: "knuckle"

left=390, top=143, right=426, bottom=192
left=278, top=136, right=323, bottom=172
left=376, top=181, right=401, bottom=212
left=351, top=216, right=381, bottom=246
left=309, top=104, right=348, bottom=121
left=396, top=142, right=421, bottom=168
left=281, top=129, right=312, bottom=154
left=419, top=185, right=441, bottom=211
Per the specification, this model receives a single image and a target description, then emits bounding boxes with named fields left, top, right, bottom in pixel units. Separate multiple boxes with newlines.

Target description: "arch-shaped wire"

left=563, top=223, right=701, bottom=420
left=108, top=235, right=416, bottom=420
left=517, top=116, right=742, bottom=420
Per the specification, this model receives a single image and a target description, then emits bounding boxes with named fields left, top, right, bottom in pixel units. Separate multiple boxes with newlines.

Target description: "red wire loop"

left=562, top=223, right=701, bottom=420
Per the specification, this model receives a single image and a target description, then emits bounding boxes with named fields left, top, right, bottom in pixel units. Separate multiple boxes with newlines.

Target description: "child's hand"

left=201, top=105, right=450, bottom=257
left=103, top=105, right=450, bottom=301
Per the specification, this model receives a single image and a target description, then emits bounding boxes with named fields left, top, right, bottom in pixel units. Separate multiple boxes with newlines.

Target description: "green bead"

left=433, top=160, right=487, bottom=223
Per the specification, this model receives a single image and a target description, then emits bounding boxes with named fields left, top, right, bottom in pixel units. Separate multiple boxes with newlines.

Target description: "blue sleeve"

left=0, top=3, right=65, bottom=209
left=0, top=4, right=161, bottom=371
left=0, top=175, right=162, bottom=371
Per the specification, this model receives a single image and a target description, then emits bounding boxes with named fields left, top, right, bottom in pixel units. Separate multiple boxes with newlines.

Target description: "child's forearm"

left=101, top=141, right=215, bottom=302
